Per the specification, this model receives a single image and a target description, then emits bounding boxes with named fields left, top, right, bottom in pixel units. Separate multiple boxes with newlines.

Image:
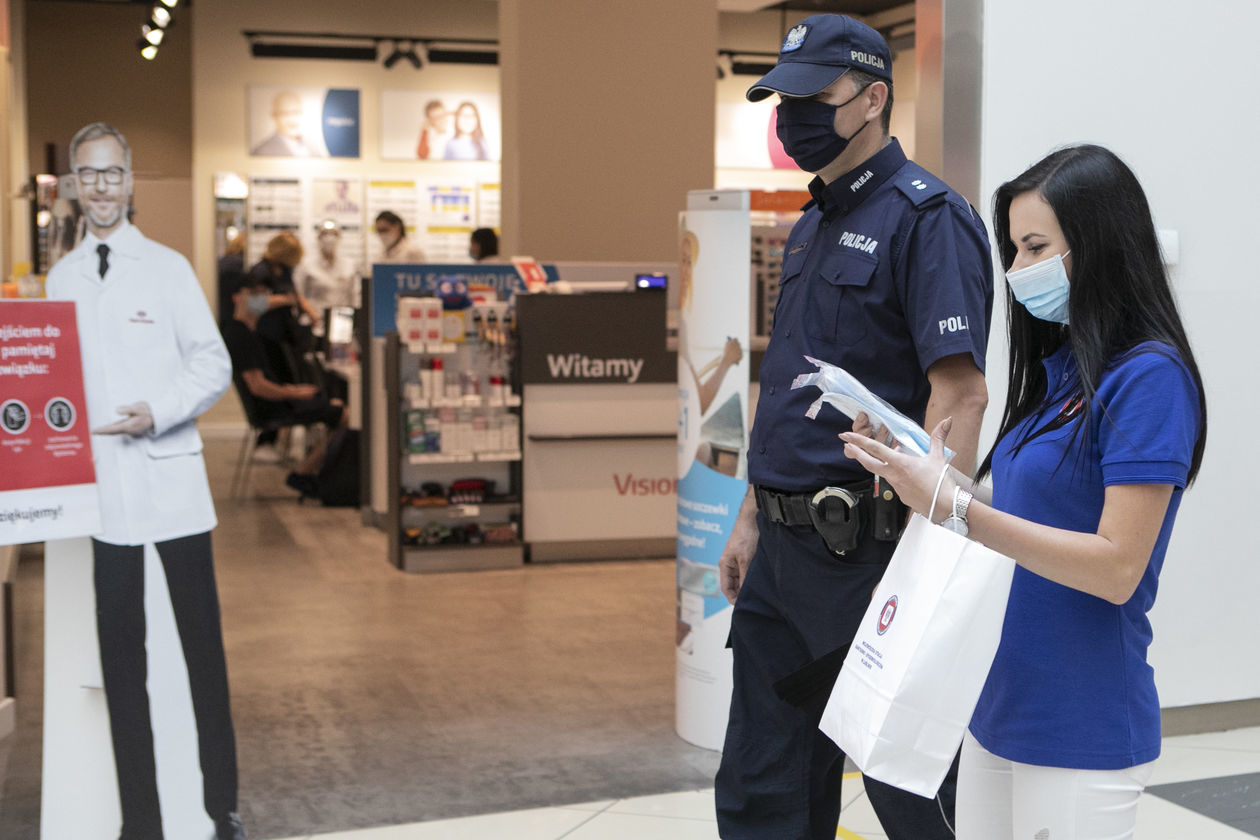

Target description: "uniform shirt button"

left=785, top=329, right=792, bottom=337
left=821, top=220, right=830, bottom=228
left=759, top=445, right=767, bottom=454
left=769, top=385, right=775, bottom=395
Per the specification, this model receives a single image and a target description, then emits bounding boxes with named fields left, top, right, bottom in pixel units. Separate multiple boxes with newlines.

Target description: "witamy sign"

left=546, top=354, right=644, bottom=384
left=518, top=292, right=674, bottom=385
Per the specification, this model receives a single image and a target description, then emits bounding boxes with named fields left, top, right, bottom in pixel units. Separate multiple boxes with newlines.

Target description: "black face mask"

left=775, top=85, right=870, bottom=173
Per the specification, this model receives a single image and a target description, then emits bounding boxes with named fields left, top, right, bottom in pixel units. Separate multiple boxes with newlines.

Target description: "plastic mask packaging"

left=791, top=355, right=955, bottom=462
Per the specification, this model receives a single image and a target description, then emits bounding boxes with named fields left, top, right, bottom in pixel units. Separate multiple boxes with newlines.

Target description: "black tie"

left=97, top=244, right=110, bottom=278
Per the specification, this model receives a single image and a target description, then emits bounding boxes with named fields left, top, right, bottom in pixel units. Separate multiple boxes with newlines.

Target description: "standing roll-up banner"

left=675, top=190, right=751, bottom=750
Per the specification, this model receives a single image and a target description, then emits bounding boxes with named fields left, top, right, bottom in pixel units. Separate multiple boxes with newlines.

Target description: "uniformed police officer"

left=714, top=15, right=993, bottom=840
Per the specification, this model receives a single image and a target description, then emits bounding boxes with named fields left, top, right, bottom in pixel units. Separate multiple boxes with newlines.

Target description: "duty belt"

left=754, top=479, right=901, bottom=556
left=754, top=481, right=872, bottom=527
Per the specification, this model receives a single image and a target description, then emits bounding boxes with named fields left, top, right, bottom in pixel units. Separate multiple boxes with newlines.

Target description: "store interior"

left=2, top=0, right=1260, bottom=838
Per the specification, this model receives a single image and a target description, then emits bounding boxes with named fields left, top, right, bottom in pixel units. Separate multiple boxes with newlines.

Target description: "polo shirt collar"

left=806, top=137, right=907, bottom=219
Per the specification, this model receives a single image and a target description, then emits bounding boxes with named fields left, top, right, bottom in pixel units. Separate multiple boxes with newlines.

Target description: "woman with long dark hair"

left=841, top=144, right=1207, bottom=839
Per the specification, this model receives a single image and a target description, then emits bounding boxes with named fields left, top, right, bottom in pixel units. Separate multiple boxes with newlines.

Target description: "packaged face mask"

left=791, top=355, right=954, bottom=461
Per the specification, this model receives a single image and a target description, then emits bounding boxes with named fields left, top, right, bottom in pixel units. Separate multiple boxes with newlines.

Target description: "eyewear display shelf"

left=384, top=330, right=524, bottom=573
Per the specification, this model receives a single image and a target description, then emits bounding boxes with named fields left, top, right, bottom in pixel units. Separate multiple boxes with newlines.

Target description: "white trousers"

left=956, top=731, right=1155, bottom=840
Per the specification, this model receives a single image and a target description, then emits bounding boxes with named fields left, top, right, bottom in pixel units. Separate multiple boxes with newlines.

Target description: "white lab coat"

left=45, top=222, right=231, bottom=546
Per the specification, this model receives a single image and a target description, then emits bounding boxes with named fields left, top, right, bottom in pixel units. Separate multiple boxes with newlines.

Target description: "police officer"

left=714, top=15, right=993, bottom=840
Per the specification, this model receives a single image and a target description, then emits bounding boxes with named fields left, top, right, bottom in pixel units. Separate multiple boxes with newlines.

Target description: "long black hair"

left=978, top=144, right=1207, bottom=485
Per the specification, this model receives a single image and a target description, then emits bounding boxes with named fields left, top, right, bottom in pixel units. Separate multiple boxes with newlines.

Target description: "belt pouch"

left=807, top=488, right=861, bottom=555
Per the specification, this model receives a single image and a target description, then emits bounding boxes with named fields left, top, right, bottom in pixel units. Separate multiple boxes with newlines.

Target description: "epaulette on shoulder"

left=894, top=170, right=948, bottom=207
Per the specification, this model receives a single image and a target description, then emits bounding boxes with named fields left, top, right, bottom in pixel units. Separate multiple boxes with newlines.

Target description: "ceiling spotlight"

left=138, top=40, right=159, bottom=60
left=383, top=40, right=422, bottom=69
left=141, top=24, right=164, bottom=46
left=158, top=0, right=179, bottom=7
left=150, top=6, right=172, bottom=28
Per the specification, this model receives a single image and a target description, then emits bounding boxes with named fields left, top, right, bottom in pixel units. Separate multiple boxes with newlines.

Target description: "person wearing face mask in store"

left=841, top=144, right=1207, bottom=840
left=247, top=231, right=321, bottom=462
left=220, top=276, right=347, bottom=496
left=468, top=227, right=499, bottom=263
left=295, top=219, right=360, bottom=318
left=374, top=210, right=427, bottom=264
left=713, top=14, right=994, bottom=840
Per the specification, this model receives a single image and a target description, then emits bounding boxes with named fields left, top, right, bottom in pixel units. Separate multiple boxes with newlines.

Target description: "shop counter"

left=517, top=292, right=676, bottom=561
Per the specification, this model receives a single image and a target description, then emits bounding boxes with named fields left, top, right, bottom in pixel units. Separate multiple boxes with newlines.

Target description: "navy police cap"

left=746, top=14, right=892, bottom=102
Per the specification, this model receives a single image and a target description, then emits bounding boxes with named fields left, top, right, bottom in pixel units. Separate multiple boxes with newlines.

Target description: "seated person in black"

left=222, top=276, right=346, bottom=497
left=249, top=231, right=320, bottom=385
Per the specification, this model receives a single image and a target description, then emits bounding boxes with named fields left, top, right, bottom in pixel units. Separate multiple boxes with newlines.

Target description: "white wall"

left=980, top=0, right=1259, bottom=708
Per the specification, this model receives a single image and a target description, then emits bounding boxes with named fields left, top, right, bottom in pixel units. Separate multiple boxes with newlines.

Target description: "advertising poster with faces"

left=379, top=90, right=501, bottom=162
left=248, top=86, right=361, bottom=158
left=310, top=178, right=366, bottom=271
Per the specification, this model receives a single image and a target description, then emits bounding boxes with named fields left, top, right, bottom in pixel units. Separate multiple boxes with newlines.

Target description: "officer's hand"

left=851, top=412, right=895, bottom=448
left=92, top=402, right=155, bottom=436
left=842, top=417, right=955, bottom=524
left=719, top=513, right=759, bottom=604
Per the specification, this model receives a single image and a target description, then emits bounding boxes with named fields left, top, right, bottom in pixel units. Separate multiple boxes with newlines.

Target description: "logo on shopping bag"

left=876, top=595, right=898, bottom=635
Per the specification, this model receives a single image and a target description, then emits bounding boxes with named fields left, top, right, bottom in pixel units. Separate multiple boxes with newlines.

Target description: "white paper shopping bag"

left=818, top=513, right=1015, bottom=798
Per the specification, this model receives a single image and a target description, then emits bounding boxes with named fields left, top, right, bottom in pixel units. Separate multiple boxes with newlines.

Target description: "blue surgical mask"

left=1005, top=251, right=1071, bottom=325
left=775, top=86, right=870, bottom=173
left=247, top=292, right=270, bottom=316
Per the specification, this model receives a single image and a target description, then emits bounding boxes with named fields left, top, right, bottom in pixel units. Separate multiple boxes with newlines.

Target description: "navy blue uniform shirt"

left=748, top=138, right=993, bottom=492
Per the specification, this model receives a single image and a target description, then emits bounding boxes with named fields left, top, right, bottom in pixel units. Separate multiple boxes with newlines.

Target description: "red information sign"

left=0, top=300, right=101, bottom=543
left=511, top=258, right=550, bottom=293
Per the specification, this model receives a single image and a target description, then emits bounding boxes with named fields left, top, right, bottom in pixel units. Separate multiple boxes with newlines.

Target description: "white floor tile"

left=836, top=777, right=887, bottom=838
left=555, top=798, right=616, bottom=813
left=605, top=788, right=717, bottom=820
left=1137, top=792, right=1257, bottom=839
left=273, top=727, right=1260, bottom=840
left=560, top=811, right=719, bottom=840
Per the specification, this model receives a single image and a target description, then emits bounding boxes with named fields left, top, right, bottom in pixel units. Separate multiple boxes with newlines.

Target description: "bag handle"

left=928, top=462, right=951, bottom=525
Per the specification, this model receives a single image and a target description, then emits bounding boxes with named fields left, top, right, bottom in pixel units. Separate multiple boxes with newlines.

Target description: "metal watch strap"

left=953, top=485, right=973, bottom=524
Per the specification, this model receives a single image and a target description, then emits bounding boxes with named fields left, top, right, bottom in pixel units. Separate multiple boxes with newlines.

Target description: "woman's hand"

left=841, top=416, right=957, bottom=523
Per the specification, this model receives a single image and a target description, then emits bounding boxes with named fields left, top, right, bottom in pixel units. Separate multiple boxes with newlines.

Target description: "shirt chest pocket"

left=805, top=251, right=877, bottom=347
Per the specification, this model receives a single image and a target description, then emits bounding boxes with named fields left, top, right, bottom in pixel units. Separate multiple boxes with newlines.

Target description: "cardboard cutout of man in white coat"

left=45, top=122, right=246, bottom=840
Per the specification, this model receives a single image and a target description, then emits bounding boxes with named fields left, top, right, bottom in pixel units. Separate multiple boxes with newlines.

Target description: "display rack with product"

left=385, top=298, right=523, bottom=572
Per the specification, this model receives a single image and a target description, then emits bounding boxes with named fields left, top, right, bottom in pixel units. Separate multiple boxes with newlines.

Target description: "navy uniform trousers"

left=93, top=532, right=239, bottom=840
left=715, top=512, right=958, bottom=840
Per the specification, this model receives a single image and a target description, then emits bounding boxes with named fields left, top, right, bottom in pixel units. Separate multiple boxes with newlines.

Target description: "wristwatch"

left=940, top=486, right=973, bottom=537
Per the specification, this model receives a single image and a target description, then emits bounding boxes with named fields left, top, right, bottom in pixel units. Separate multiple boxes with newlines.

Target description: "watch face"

left=940, top=516, right=968, bottom=536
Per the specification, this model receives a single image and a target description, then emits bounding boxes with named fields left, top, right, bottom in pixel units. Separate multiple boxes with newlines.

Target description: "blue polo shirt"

left=748, top=139, right=993, bottom=492
left=970, top=341, right=1202, bottom=769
